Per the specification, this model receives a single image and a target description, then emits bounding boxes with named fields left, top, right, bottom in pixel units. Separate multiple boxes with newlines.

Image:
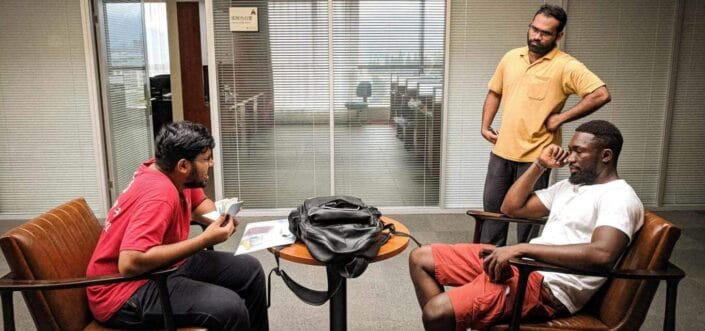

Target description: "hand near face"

left=480, top=245, right=518, bottom=283
left=538, top=144, right=569, bottom=169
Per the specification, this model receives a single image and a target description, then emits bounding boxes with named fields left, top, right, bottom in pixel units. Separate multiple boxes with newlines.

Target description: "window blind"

left=662, top=0, right=705, bottom=207
left=0, top=0, right=105, bottom=218
left=332, top=0, right=444, bottom=206
left=555, top=0, right=678, bottom=207
left=211, top=0, right=444, bottom=208
left=443, top=0, right=543, bottom=208
left=212, top=0, right=331, bottom=208
left=101, top=0, right=154, bottom=197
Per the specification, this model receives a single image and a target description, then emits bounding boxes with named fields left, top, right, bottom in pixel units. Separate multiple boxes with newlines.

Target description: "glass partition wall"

left=212, top=0, right=445, bottom=208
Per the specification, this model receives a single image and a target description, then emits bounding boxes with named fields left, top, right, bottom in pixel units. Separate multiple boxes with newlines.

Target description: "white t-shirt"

left=532, top=179, right=644, bottom=313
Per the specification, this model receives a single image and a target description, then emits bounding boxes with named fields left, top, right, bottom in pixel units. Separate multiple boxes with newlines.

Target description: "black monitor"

left=149, top=74, right=171, bottom=99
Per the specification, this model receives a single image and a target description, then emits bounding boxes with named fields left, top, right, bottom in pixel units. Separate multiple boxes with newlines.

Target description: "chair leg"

left=472, top=219, right=484, bottom=244
left=509, top=266, right=530, bottom=331
left=1, top=291, right=15, bottom=331
left=156, top=275, right=176, bottom=331
left=664, top=278, right=681, bottom=331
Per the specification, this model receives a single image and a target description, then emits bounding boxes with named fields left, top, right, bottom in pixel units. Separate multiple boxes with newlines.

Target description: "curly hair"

left=154, top=121, right=215, bottom=171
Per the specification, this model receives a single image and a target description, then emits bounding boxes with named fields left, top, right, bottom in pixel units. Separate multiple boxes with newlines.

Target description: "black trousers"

left=106, top=250, right=269, bottom=331
left=481, top=152, right=551, bottom=246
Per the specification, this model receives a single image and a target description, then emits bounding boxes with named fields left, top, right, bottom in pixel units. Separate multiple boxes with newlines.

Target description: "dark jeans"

left=481, top=152, right=551, bottom=246
left=105, top=250, right=269, bottom=331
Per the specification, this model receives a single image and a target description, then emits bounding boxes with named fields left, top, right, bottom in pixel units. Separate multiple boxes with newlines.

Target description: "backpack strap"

left=268, top=246, right=343, bottom=307
left=334, top=221, right=422, bottom=278
left=382, top=221, right=422, bottom=247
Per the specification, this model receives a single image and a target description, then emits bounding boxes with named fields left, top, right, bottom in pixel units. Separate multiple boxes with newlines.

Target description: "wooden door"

left=177, top=2, right=210, bottom=132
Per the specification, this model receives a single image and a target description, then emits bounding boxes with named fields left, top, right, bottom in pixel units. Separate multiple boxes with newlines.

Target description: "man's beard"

left=184, top=168, right=207, bottom=188
left=527, top=38, right=556, bottom=56
left=569, top=168, right=598, bottom=185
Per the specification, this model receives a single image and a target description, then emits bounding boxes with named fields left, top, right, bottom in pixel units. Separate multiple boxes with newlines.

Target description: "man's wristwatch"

left=534, top=159, right=547, bottom=171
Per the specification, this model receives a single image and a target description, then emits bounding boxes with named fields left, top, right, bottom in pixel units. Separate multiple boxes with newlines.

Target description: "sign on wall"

left=229, top=7, right=258, bottom=32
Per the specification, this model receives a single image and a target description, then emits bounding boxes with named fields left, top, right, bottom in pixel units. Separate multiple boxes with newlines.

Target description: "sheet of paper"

left=235, top=219, right=296, bottom=255
left=203, top=197, right=243, bottom=221
left=203, top=210, right=219, bottom=221
left=216, top=198, right=242, bottom=217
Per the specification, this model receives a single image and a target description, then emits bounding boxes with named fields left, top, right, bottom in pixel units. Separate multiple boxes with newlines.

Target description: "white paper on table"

left=235, top=219, right=296, bottom=255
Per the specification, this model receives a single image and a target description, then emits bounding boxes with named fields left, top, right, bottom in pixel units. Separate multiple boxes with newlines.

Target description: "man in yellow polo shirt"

left=480, top=4, right=611, bottom=246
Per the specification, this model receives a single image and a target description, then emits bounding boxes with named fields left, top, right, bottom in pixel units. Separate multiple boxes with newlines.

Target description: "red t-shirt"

left=86, top=159, right=206, bottom=322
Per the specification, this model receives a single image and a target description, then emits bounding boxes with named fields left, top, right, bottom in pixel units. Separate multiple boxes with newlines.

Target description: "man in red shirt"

left=86, top=121, right=268, bottom=330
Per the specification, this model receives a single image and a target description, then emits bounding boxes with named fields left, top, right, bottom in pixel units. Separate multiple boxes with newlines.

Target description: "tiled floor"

left=1, top=210, right=703, bottom=330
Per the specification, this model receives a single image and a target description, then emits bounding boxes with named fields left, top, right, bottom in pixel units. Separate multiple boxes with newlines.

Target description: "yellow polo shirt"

left=488, top=46, right=605, bottom=162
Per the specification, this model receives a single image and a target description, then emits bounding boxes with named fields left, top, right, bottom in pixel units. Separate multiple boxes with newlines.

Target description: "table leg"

left=327, top=267, right=347, bottom=331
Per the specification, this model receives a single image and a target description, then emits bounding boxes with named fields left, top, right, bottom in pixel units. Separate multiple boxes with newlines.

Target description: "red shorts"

left=431, top=243, right=560, bottom=330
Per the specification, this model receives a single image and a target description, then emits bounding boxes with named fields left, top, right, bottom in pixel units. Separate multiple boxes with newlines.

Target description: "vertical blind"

left=443, top=0, right=543, bottom=208
left=332, top=0, right=444, bottom=206
left=663, top=0, right=705, bottom=207
left=0, top=0, right=104, bottom=217
left=212, top=0, right=444, bottom=208
left=554, top=0, right=677, bottom=206
left=101, top=0, right=154, bottom=196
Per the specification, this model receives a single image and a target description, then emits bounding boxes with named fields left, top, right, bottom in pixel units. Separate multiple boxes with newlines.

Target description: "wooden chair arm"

left=506, top=258, right=685, bottom=331
left=466, top=210, right=547, bottom=225
left=0, top=266, right=179, bottom=331
left=0, top=266, right=178, bottom=291
left=466, top=210, right=547, bottom=243
left=508, top=258, right=685, bottom=280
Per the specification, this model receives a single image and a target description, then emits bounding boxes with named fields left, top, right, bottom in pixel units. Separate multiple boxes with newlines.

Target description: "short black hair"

left=534, top=4, right=568, bottom=33
left=575, top=120, right=624, bottom=165
left=155, top=121, right=215, bottom=171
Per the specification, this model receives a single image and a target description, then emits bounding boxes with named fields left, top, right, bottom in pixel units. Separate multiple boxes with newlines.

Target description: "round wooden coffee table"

left=270, top=216, right=410, bottom=331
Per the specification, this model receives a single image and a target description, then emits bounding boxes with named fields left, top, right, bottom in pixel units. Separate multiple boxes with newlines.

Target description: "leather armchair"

left=467, top=210, right=685, bottom=331
left=0, top=198, right=205, bottom=331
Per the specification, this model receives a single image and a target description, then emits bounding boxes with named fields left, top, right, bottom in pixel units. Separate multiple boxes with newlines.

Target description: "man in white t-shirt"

left=409, top=120, right=643, bottom=330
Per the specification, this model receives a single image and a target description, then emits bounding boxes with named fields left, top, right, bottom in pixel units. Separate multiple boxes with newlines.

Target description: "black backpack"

left=268, top=196, right=420, bottom=306
left=288, top=196, right=388, bottom=278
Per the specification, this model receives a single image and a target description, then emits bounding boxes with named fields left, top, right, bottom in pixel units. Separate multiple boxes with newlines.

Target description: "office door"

left=94, top=0, right=154, bottom=201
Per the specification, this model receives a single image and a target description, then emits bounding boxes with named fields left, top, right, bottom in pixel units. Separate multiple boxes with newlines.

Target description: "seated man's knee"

left=409, top=245, right=433, bottom=268
left=422, top=295, right=455, bottom=329
left=243, top=255, right=266, bottom=287
left=197, top=292, right=250, bottom=330
left=240, top=254, right=265, bottom=275
left=221, top=299, right=249, bottom=319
